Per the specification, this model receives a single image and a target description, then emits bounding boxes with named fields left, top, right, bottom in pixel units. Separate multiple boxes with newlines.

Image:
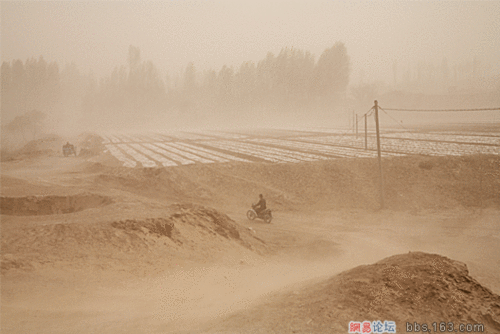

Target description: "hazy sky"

left=2, top=1, right=500, bottom=84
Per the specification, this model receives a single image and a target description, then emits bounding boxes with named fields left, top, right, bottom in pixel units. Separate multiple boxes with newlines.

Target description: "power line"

left=363, top=107, right=374, bottom=117
left=381, top=107, right=500, bottom=112
left=331, top=107, right=373, bottom=146
left=379, top=106, right=408, bottom=131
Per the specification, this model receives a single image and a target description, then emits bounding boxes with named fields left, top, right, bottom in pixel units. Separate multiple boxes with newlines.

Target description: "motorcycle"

left=247, top=204, right=272, bottom=223
left=63, top=145, right=77, bottom=157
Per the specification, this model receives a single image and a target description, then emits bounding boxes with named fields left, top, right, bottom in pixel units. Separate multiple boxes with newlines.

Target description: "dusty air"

left=1, top=1, right=499, bottom=333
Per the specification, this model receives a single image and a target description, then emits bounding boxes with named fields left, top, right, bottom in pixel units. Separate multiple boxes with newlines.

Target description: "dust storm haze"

left=2, top=1, right=500, bottom=142
left=2, top=2, right=500, bottom=334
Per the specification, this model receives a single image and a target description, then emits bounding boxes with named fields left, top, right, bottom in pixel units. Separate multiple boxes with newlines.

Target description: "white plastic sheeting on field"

left=176, top=142, right=251, bottom=163
left=143, top=143, right=195, bottom=165
left=201, top=140, right=298, bottom=163
left=101, top=129, right=498, bottom=168
left=167, top=142, right=230, bottom=163
left=117, top=144, right=157, bottom=167
left=155, top=143, right=213, bottom=164
left=382, top=132, right=500, bottom=146
left=130, top=144, right=177, bottom=167
left=105, top=144, right=137, bottom=168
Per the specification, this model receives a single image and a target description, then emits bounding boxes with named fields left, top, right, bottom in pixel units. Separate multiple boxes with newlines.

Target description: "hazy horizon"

left=2, top=1, right=500, bottom=84
left=1, top=0, right=500, bottom=142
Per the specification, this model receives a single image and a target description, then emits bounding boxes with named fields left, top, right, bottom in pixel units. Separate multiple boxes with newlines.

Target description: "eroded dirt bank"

left=0, top=193, right=112, bottom=216
left=92, top=154, right=500, bottom=211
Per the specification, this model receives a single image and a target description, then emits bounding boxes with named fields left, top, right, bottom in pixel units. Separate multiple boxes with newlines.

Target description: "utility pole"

left=479, top=157, right=483, bottom=214
left=355, top=114, right=358, bottom=138
left=364, top=113, right=368, bottom=150
left=352, top=110, right=355, bottom=133
left=374, top=100, right=385, bottom=209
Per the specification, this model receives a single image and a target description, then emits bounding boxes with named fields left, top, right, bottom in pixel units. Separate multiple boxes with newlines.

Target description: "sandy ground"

left=1, top=135, right=499, bottom=333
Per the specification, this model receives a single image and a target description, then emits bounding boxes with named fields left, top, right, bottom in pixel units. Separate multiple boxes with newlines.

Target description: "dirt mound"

left=112, top=218, right=178, bottom=238
left=10, top=134, right=63, bottom=159
left=2, top=133, right=99, bottom=160
left=214, top=252, right=500, bottom=333
left=95, top=166, right=220, bottom=204
left=111, top=205, right=243, bottom=243
left=0, top=193, right=112, bottom=216
left=77, top=133, right=105, bottom=157
left=1, top=204, right=266, bottom=275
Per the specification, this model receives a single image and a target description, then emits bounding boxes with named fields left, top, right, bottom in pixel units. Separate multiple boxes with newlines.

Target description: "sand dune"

left=208, top=252, right=500, bottom=333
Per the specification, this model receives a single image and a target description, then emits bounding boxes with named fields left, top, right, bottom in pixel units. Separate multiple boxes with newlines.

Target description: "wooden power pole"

left=374, top=100, right=385, bottom=209
left=355, top=114, right=358, bottom=138
left=352, top=110, right=355, bottom=133
left=364, top=113, right=368, bottom=150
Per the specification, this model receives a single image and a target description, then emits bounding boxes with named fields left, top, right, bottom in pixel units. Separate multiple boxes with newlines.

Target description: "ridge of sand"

left=207, top=252, right=500, bottom=333
left=1, top=203, right=267, bottom=276
left=93, top=154, right=500, bottom=212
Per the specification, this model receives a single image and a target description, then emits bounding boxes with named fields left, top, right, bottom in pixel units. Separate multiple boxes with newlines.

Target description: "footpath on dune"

left=206, top=252, right=500, bottom=334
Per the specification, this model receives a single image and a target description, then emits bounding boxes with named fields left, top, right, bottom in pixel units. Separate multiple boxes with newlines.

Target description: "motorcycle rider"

left=63, top=142, right=75, bottom=156
left=253, top=194, right=266, bottom=215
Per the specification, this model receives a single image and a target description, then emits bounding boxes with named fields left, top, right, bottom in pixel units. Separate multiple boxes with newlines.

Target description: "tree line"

left=1, top=42, right=351, bottom=134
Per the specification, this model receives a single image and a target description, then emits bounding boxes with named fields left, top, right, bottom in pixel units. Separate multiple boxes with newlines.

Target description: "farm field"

left=101, top=128, right=500, bottom=168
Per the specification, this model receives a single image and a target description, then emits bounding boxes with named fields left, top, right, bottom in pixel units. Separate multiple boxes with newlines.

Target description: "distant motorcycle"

left=247, top=204, right=272, bottom=223
left=63, top=143, right=77, bottom=157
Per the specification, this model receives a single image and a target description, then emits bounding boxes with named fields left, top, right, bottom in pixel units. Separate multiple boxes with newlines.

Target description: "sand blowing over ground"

left=1, top=133, right=499, bottom=333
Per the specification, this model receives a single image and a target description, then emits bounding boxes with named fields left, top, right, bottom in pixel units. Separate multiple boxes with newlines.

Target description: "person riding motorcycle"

left=63, top=142, right=76, bottom=156
left=247, top=194, right=272, bottom=223
left=253, top=194, right=266, bottom=215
